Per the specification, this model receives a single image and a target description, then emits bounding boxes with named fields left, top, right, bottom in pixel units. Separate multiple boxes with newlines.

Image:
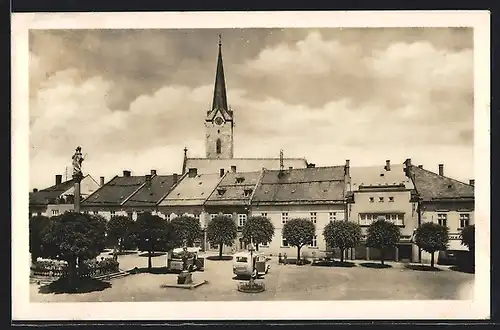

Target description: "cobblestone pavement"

left=30, top=252, right=474, bottom=302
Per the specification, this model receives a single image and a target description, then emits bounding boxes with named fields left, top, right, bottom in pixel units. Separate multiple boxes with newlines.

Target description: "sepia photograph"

left=12, top=11, right=490, bottom=320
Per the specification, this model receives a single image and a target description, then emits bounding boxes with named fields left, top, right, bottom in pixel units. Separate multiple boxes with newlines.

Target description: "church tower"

left=205, top=35, right=234, bottom=159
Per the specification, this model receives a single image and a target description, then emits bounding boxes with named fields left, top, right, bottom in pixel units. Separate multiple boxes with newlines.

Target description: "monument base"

left=161, top=280, right=208, bottom=290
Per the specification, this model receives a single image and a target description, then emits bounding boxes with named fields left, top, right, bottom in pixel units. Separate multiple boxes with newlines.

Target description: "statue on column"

left=72, top=146, right=84, bottom=181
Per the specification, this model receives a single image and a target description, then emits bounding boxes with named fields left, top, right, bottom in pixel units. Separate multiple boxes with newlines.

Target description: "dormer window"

left=236, top=177, right=245, bottom=184
left=244, top=189, right=253, bottom=197
left=217, top=188, right=227, bottom=196
left=369, top=197, right=374, bottom=203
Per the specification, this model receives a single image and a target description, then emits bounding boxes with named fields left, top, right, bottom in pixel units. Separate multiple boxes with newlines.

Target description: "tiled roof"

left=82, top=175, right=146, bottom=206
left=184, top=157, right=308, bottom=175
left=29, top=178, right=76, bottom=205
left=158, top=173, right=222, bottom=206
left=252, top=166, right=346, bottom=205
left=205, top=171, right=262, bottom=206
left=349, top=164, right=414, bottom=190
left=123, top=175, right=178, bottom=206
left=408, top=165, right=474, bottom=201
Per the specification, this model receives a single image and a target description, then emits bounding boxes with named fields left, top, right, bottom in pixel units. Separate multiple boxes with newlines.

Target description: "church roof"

left=407, top=165, right=474, bottom=201
left=252, top=166, right=346, bottom=205
left=206, top=36, right=232, bottom=121
left=184, top=157, right=308, bottom=175
left=205, top=171, right=262, bottom=206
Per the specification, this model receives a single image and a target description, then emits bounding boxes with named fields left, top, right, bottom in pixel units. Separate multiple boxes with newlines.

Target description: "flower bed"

left=31, top=258, right=119, bottom=279
left=237, top=281, right=266, bottom=293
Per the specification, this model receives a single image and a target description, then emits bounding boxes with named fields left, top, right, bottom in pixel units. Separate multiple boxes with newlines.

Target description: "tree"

left=415, top=222, right=449, bottom=268
left=41, top=212, right=107, bottom=286
left=282, top=218, right=315, bottom=263
left=106, top=215, right=135, bottom=252
left=241, top=216, right=275, bottom=251
left=323, top=220, right=362, bottom=263
left=460, top=224, right=475, bottom=252
left=29, top=215, right=52, bottom=265
left=206, top=215, right=237, bottom=259
left=171, top=215, right=202, bottom=247
left=133, top=212, right=174, bottom=271
left=366, top=217, right=401, bottom=266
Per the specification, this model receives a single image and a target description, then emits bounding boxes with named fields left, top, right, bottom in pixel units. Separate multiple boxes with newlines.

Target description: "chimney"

left=385, top=160, right=391, bottom=171
left=173, top=173, right=179, bottom=184
left=188, top=168, right=198, bottom=178
left=231, top=165, right=237, bottom=173
left=33, top=188, right=38, bottom=193
left=100, top=176, right=105, bottom=186
left=145, top=174, right=152, bottom=183
left=289, top=166, right=293, bottom=171
left=345, top=159, right=350, bottom=177
left=438, top=164, right=444, bottom=176
left=417, top=165, right=423, bottom=169
left=219, top=168, right=225, bottom=177
left=151, top=169, right=157, bottom=176
left=469, top=179, right=475, bottom=186
left=55, top=174, right=62, bottom=185
left=123, top=170, right=131, bottom=177
left=405, top=158, right=412, bottom=167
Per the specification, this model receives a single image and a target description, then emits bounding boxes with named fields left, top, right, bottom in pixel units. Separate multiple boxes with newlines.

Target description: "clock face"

left=214, top=117, right=224, bottom=126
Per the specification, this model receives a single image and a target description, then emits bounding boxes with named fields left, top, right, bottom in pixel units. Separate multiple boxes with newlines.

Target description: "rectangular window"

left=165, top=213, right=171, bottom=221
left=397, top=214, right=404, bottom=226
left=359, top=214, right=369, bottom=226
left=389, top=197, right=394, bottom=202
left=238, top=214, right=247, bottom=227
left=310, top=212, right=317, bottom=224
left=194, top=213, right=200, bottom=220
left=110, top=211, right=116, bottom=216
left=459, top=214, right=470, bottom=228
left=261, top=212, right=268, bottom=217
left=281, top=236, right=288, bottom=247
left=127, top=212, right=133, bottom=220
left=329, top=212, right=337, bottom=221
left=437, top=213, right=448, bottom=227
left=93, top=211, right=98, bottom=215
left=84, top=211, right=89, bottom=214
left=310, top=235, right=317, bottom=247
left=281, top=212, right=289, bottom=224
left=210, top=214, right=217, bottom=220
left=51, top=210, right=59, bottom=216
left=37, top=212, right=42, bottom=216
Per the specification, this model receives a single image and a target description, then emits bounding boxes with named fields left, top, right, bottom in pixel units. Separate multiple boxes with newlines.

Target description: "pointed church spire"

left=211, top=34, right=228, bottom=112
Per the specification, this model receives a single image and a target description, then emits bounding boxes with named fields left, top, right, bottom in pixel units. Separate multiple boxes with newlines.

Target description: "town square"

left=22, top=21, right=480, bottom=312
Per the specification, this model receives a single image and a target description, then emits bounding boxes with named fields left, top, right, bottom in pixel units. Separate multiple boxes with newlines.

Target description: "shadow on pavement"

left=405, top=264, right=443, bottom=272
left=108, top=251, right=138, bottom=256
left=38, top=277, right=112, bottom=294
left=206, top=256, right=233, bottom=261
left=313, top=260, right=357, bottom=268
left=129, top=267, right=176, bottom=274
left=359, top=262, right=392, bottom=269
left=450, top=265, right=475, bottom=274
left=138, top=252, right=167, bottom=257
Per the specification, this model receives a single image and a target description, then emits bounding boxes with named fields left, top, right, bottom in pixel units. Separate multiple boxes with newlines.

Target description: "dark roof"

left=123, top=175, right=178, bottom=206
left=409, top=165, right=474, bottom=201
left=205, top=171, right=262, bottom=206
left=252, top=166, right=346, bottom=205
left=29, top=178, right=75, bottom=205
left=82, top=175, right=146, bottom=206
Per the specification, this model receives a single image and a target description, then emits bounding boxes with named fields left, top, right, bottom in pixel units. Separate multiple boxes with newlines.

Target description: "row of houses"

left=29, top=158, right=474, bottom=263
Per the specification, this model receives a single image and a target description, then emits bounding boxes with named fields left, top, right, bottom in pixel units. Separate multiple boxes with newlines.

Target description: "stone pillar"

left=395, top=246, right=399, bottom=262
left=366, top=247, right=370, bottom=260
left=203, top=229, right=208, bottom=252
left=74, top=175, right=82, bottom=213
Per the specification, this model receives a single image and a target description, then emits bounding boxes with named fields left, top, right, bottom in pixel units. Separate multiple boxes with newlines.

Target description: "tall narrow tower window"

left=216, top=139, right=222, bottom=154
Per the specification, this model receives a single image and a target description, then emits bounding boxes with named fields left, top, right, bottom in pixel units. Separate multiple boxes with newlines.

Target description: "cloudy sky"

left=29, top=28, right=473, bottom=189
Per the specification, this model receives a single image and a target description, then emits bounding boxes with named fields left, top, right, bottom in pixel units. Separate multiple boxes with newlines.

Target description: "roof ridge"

left=412, top=165, right=472, bottom=186
left=156, top=172, right=189, bottom=205
left=81, top=174, right=119, bottom=204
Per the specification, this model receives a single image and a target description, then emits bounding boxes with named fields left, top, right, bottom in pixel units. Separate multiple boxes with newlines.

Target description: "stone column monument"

left=71, top=146, right=85, bottom=213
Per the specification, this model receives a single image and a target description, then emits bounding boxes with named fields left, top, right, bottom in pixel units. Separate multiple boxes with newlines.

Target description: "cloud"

left=28, top=29, right=474, bottom=189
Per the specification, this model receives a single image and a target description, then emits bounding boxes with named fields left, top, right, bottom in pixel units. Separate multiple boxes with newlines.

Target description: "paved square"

left=30, top=252, right=474, bottom=302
